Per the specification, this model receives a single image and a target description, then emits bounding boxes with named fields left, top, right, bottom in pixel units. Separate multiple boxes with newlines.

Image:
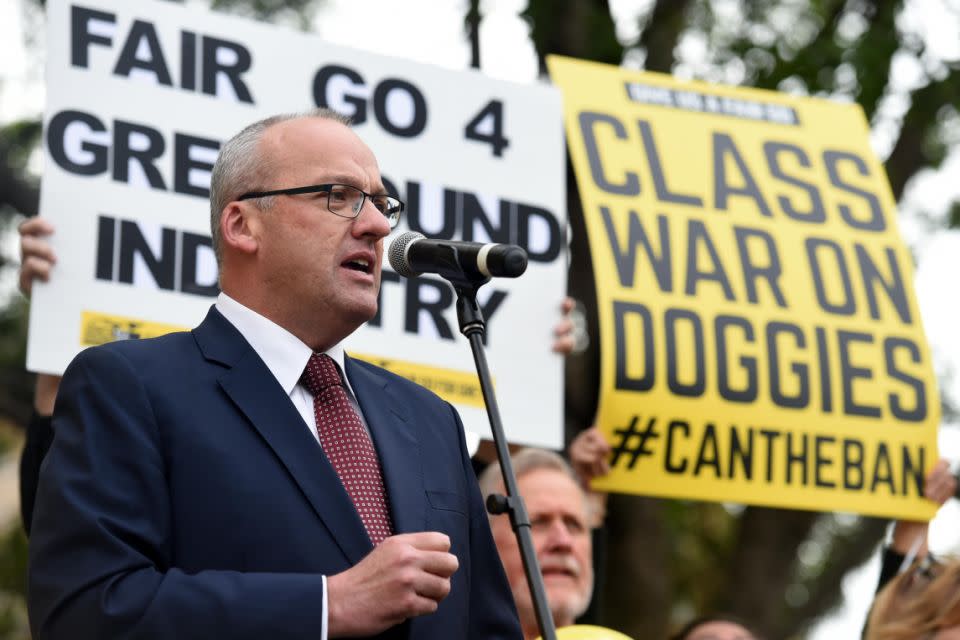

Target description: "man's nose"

left=541, top=519, right=574, bottom=551
left=354, top=199, right=392, bottom=238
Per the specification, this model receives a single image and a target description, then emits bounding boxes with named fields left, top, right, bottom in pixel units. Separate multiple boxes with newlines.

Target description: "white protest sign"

left=29, top=0, right=567, bottom=449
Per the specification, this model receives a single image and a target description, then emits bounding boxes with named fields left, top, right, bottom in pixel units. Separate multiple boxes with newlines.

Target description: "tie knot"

left=301, top=353, right=343, bottom=396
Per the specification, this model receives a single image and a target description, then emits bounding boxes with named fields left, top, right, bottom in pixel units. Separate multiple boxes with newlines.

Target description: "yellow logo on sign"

left=350, top=353, right=487, bottom=408
left=80, top=312, right=188, bottom=346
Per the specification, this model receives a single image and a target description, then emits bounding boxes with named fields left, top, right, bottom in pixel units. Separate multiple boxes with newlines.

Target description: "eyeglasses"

left=896, top=552, right=946, bottom=602
left=237, top=183, right=403, bottom=229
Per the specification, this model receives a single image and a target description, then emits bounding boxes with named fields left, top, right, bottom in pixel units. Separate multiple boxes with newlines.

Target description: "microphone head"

left=388, top=231, right=425, bottom=278
left=499, top=245, right=528, bottom=277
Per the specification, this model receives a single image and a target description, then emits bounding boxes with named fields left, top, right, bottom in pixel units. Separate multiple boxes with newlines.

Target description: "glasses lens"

left=371, top=195, right=403, bottom=228
left=326, top=184, right=364, bottom=217
left=325, top=184, right=402, bottom=228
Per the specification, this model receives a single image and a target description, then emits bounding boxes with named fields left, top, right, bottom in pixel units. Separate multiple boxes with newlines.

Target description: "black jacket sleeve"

left=19, top=410, right=54, bottom=536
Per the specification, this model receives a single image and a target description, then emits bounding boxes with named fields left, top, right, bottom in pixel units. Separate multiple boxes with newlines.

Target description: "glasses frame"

left=237, top=183, right=403, bottom=228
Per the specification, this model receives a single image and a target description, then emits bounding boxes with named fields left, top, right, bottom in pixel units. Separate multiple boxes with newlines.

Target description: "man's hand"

left=552, top=297, right=576, bottom=355
left=568, top=426, right=612, bottom=528
left=326, top=532, right=459, bottom=637
left=18, top=216, right=56, bottom=298
left=568, top=426, right=611, bottom=483
left=890, top=458, right=958, bottom=557
left=552, top=296, right=591, bottom=355
left=923, top=458, right=957, bottom=505
left=17, top=217, right=63, bottom=413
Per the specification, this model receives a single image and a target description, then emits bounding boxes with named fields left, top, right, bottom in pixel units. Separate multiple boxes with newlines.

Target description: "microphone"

left=388, top=231, right=528, bottom=280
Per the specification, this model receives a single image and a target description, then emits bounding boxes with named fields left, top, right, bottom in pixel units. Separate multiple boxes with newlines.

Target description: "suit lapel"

left=193, top=307, right=372, bottom=565
left=345, top=357, right=426, bottom=535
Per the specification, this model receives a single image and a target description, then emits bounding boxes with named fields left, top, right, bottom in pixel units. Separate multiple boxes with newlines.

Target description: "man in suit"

left=28, top=109, right=522, bottom=639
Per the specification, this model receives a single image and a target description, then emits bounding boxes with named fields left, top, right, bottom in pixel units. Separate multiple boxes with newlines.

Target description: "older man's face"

left=490, top=468, right=593, bottom=630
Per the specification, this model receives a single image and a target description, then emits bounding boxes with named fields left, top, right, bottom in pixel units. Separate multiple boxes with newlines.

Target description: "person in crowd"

left=862, top=459, right=958, bottom=640
left=15, top=216, right=58, bottom=536
left=479, top=448, right=595, bottom=639
left=876, top=458, right=958, bottom=591
left=27, top=109, right=522, bottom=639
left=669, top=615, right=762, bottom=640
left=865, top=555, right=960, bottom=639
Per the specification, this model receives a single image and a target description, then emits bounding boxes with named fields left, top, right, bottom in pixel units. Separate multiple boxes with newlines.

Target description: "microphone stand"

left=433, top=257, right=557, bottom=640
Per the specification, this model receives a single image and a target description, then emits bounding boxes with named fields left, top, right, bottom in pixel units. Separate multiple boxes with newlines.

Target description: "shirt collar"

left=215, top=292, right=349, bottom=395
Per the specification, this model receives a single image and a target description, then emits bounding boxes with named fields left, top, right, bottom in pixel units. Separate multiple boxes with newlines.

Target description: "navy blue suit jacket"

left=28, top=307, right=521, bottom=639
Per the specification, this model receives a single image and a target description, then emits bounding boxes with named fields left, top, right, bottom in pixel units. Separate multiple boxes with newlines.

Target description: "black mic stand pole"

left=439, top=265, right=557, bottom=640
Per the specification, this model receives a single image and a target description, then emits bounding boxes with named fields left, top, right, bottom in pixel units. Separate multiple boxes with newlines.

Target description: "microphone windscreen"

left=387, top=231, right=425, bottom=277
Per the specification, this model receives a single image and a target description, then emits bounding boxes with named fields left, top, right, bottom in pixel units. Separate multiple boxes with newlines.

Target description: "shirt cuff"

left=321, top=574, right=328, bottom=640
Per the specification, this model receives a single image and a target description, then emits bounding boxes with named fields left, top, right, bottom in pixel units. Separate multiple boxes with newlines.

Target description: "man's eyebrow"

left=318, top=175, right=387, bottom=193
left=315, top=174, right=355, bottom=185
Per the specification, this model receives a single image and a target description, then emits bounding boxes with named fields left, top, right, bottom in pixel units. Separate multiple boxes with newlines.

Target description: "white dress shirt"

left=215, top=291, right=374, bottom=640
left=215, top=293, right=372, bottom=441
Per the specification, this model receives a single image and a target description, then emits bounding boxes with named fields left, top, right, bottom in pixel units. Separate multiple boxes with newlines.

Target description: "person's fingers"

left=945, top=475, right=958, bottom=501
left=584, top=425, right=603, bottom=437
left=412, top=572, right=453, bottom=602
left=20, top=235, right=57, bottom=264
left=19, top=256, right=54, bottom=297
left=552, top=315, right=575, bottom=354
left=583, top=430, right=611, bottom=455
left=927, top=474, right=956, bottom=504
left=924, top=460, right=954, bottom=503
left=22, top=255, right=54, bottom=279
left=17, top=271, right=30, bottom=298
left=552, top=334, right=576, bottom=355
left=392, top=531, right=451, bottom=552
left=592, top=460, right=605, bottom=478
left=580, top=444, right=602, bottom=462
left=592, top=431, right=611, bottom=453
left=418, top=550, right=459, bottom=579
left=18, top=216, right=54, bottom=238
left=570, top=448, right=589, bottom=465
left=560, top=296, right=575, bottom=314
left=571, top=430, right=611, bottom=471
left=925, top=482, right=951, bottom=505
left=405, top=591, right=443, bottom=617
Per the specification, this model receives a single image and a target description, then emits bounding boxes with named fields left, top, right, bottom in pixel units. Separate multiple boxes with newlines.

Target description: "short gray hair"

left=208, top=108, right=351, bottom=267
left=478, top=448, right=583, bottom=503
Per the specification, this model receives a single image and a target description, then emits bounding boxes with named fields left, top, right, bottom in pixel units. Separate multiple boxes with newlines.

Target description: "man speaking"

left=28, top=110, right=522, bottom=639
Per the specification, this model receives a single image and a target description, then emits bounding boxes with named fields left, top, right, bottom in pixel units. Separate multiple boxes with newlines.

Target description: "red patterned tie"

left=301, top=353, right=394, bottom=545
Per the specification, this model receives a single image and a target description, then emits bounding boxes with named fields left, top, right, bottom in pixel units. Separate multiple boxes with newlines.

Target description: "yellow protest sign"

left=548, top=55, right=939, bottom=520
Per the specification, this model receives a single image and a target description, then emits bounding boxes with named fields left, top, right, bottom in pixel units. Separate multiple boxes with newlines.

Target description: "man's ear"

left=220, top=202, right=259, bottom=255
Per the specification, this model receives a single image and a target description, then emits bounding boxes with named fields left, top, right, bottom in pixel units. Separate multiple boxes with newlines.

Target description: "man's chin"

left=546, top=588, right=591, bottom=622
left=339, top=297, right=379, bottom=326
left=543, top=573, right=580, bottom=589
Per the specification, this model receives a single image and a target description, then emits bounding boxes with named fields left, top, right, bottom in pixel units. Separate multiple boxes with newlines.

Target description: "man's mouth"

left=539, top=558, right=580, bottom=579
left=342, top=258, right=372, bottom=274
left=542, top=568, right=576, bottom=579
